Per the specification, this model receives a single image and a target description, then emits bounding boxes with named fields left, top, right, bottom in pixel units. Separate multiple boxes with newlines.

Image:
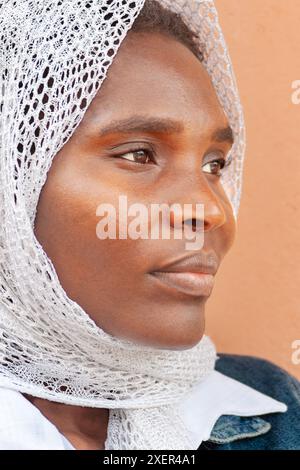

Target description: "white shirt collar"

left=0, top=371, right=287, bottom=449
left=177, top=370, right=287, bottom=448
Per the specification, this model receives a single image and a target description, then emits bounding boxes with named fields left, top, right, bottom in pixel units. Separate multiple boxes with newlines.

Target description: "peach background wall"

left=206, top=0, right=300, bottom=379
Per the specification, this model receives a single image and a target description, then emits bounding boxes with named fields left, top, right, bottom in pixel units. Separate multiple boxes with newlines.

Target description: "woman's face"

left=34, top=32, right=236, bottom=350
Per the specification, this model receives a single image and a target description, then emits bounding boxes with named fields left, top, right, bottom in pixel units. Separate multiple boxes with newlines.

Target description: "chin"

left=129, top=312, right=206, bottom=351
left=160, top=327, right=206, bottom=351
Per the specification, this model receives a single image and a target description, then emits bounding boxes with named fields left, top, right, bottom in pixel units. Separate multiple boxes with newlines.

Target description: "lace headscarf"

left=0, top=0, right=246, bottom=449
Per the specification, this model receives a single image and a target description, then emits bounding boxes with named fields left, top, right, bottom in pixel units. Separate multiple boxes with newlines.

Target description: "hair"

left=130, top=0, right=204, bottom=62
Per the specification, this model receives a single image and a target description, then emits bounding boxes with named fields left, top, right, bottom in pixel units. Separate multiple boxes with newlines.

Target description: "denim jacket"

left=198, top=354, right=300, bottom=450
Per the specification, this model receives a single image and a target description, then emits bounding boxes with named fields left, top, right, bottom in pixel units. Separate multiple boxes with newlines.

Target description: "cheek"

left=33, top=159, right=146, bottom=300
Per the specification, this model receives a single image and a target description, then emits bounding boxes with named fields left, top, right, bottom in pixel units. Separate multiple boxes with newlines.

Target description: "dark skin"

left=25, top=31, right=236, bottom=450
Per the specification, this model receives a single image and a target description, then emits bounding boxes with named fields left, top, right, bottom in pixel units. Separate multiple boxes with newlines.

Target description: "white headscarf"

left=0, top=0, right=246, bottom=449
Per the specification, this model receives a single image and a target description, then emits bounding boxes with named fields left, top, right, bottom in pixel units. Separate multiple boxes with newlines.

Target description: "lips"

left=150, top=271, right=214, bottom=297
left=149, top=251, right=219, bottom=297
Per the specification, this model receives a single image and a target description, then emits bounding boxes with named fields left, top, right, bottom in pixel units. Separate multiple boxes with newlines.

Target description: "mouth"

left=149, top=271, right=215, bottom=297
left=148, top=250, right=218, bottom=298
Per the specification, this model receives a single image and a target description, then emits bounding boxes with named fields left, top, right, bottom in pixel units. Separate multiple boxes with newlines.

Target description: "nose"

left=169, top=174, right=227, bottom=233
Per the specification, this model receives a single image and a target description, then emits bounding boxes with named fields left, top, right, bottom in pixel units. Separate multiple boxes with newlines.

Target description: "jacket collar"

left=177, top=370, right=287, bottom=448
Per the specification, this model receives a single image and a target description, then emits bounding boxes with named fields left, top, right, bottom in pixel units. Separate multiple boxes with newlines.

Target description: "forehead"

left=83, top=32, right=229, bottom=133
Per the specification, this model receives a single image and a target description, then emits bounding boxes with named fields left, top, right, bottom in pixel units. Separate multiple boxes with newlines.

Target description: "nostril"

left=184, top=218, right=205, bottom=232
left=191, top=218, right=198, bottom=232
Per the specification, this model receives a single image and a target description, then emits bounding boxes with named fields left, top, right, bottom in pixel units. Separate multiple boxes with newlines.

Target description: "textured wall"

left=206, top=0, right=300, bottom=379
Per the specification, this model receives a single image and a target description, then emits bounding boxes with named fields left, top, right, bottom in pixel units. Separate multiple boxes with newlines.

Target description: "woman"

left=0, top=0, right=299, bottom=450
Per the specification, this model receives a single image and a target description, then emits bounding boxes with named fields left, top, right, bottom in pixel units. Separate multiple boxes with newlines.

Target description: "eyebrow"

left=212, top=126, right=234, bottom=145
left=98, top=115, right=234, bottom=144
left=99, top=116, right=183, bottom=137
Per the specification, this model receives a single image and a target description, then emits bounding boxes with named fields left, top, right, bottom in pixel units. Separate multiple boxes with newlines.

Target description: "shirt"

left=0, top=367, right=287, bottom=450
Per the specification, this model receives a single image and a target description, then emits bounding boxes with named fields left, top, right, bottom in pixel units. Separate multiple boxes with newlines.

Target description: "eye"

left=115, top=148, right=155, bottom=165
left=202, top=155, right=232, bottom=176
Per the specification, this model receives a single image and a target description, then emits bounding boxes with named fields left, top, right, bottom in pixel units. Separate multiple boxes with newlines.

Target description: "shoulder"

left=0, top=385, right=26, bottom=414
left=210, top=353, right=300, bottom=450
left=0, top=386, right=68, bottom=449
left=215, top=353, right=300, bottom=402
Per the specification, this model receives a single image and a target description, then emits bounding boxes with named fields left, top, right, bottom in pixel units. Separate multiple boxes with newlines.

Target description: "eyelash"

left=114, top=147, right=233, bottom=176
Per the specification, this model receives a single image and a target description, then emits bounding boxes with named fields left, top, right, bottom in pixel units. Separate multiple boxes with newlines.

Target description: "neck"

left=23, top=393, right=109, bottom=450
